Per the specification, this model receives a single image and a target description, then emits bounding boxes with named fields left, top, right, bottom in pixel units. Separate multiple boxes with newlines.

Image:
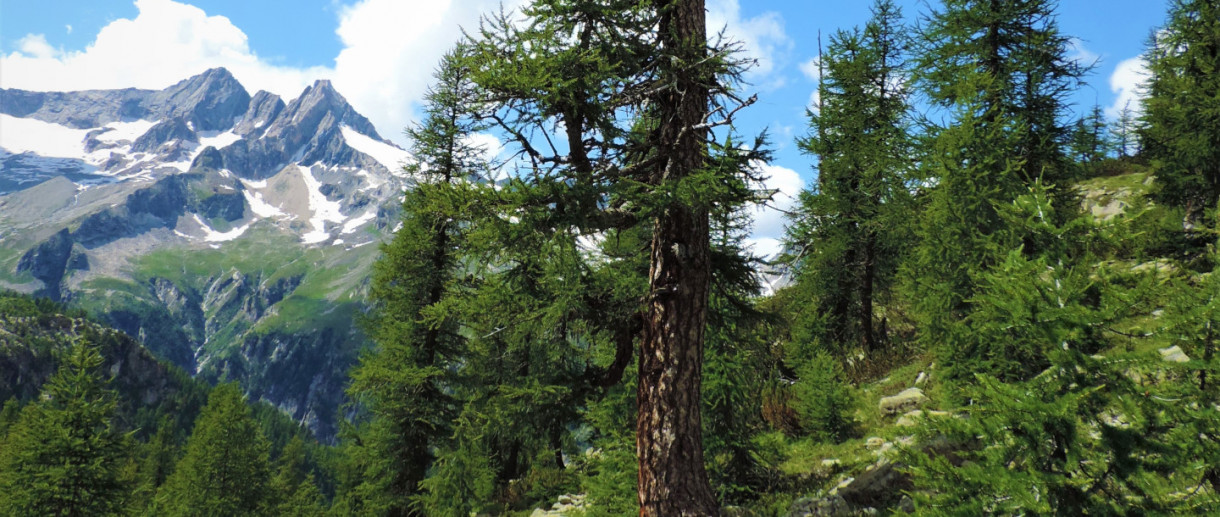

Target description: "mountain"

left=0, top=68, right=413, bottom=438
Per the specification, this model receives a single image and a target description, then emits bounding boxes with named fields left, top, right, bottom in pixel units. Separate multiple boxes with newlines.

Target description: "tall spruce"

left=158, top=383, right=273, bottom=517
left=1141, top=0, right=1220, bottom=227
left=909, top=0, right=1085, bottom=372
left=0, top=338, right=129, bottom=517
left=345, top=48, right=483, bottom=516
left=463, top=0, right=765, bottom=512
left=786, top=0, right=914, bottom=357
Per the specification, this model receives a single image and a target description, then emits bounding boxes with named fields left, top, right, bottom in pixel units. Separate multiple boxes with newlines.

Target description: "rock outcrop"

left=879, top=387, right=928, bottom=415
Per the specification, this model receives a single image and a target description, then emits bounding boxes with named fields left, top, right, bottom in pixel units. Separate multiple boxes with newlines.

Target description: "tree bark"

left=636, top=0, right=720, bottom=515
left=860, top=232, right=877, bottom=352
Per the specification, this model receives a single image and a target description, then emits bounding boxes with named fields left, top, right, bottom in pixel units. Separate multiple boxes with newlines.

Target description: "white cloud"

left=798, top=56, right=822, bottom=82
left=1, top=0, right=325, bottom=99
left=744, top=162, right=803, bottom=257
left=0, top=0, right=521, bottom=146
left=330, top=0, right=521, bottom=145
left=15, top=34, right=58, bottom=59
left=65, top=25, right=73, bottom=35
left=707, top=0, right=793, bottom=88
left=1067, top=38, right=1099, bottom=67
left=1107, top=56, right=1149, bottom=119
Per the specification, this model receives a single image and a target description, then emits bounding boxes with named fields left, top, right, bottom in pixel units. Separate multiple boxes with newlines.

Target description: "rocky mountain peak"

left=151, top=67, right=251, bottom=132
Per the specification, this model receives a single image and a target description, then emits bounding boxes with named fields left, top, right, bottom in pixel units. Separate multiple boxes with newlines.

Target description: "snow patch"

left=191, top=214, right=251, bottom=242
left=95, top=119, right=158, bottom=143
left=242, top=189, right=285, bottom=219
left=340, top=125, right=410, bottom=173
left=197, top=130, right=241, bottom=151
left=241, top=178, right=268, bottom=189
left=0, top=114, right=90, bottom=158
left=342, top=209, right=377, bottom=234
left=298, top=165, right=345, bottom=244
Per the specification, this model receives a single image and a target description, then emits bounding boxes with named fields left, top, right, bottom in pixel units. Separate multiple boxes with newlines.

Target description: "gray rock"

left=16, top=228, right=75, bottom=299
left=1160, top=345, right=1190, bottom=363
left=879, top=387, right=928, bottom=415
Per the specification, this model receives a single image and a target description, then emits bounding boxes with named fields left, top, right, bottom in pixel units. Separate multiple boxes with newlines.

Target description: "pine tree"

left=1114, top=101, right=1141, bottom=158
left=902, top=187, right=1220, bottom=512
left=128, top=416, right=179, bottom=516
left=1141, top=0, right=1220, bottom=226
left=463, top=1, right=765, bottom=512
left=346, top=47, right=484, bottom=516
left=1068, top=105, right=1110, bottom=169
left=787, top=0, right=914, bottom=357
left=0, top=338, right=129, bottom=517
left=269, top=436, right=326, bottom=517
left=158, top=383, right=273, bottom=517
left=908, top=0, right=1085, bottom=373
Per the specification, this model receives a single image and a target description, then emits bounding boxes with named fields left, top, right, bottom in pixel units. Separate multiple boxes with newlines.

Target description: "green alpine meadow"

left=2, top=0, right=1219, bottom=515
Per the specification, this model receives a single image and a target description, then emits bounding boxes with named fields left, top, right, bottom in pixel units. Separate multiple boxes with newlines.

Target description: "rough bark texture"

left=636, top=0, right=720, bottom=515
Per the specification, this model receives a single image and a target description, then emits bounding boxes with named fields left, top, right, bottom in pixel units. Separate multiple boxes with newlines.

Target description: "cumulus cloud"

left=744, top=162, right=803, bottom=257
left=707, top=0, right=793, bottom=88
left=1, top=0, right=325, bottom=99
left=0, top=0, right=521, bottom=146
left=331, top=0, right=522, bottom=144
left=1107, top=56, right=1150, bottom=119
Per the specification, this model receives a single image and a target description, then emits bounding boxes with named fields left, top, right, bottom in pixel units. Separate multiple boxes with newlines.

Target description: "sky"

left=0, top=0, right=1169, bottom=256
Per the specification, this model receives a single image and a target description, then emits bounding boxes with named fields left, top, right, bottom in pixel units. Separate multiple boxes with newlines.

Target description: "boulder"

left=896, top=409, right=949, bottom=427
left=879, top=387, right=927, bottom=415
left=1160, top=345, right=1190, bottom=363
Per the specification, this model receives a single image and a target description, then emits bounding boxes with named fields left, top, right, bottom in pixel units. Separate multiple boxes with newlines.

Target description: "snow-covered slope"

left=0, top=67, right=415, bottom=439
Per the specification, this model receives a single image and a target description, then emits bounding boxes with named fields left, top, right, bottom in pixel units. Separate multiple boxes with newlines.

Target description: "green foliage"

left=789, top=352, right=857, bottom=442
left=344, top=48, right=483, bottom=516
left=0, top=338, right=130, bottom=517
left=904, top=348, right=1220, bottom=514
left=158, top=383, right=273, bottom=516
left=1142, top=0, right=1220, bottom=219
left=907, top=0, right=1085, bottom=365
left=414, top=430, right=496, bottom=517
left=786, top=0, right=915, bottom=358
left=1068, top=105, right=1112, bottom=172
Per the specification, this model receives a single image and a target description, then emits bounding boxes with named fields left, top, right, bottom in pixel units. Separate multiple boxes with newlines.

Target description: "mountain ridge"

left=0, top=67, right=411, bottom=438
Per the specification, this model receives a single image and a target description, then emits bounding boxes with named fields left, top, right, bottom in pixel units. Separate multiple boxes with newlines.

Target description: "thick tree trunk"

left=637, top=0, right=719, bottom=515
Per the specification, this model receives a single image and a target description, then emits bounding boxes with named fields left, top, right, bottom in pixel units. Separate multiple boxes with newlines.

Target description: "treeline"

left=0, top=292, right=333, bottom=516
left=2, top=0, right=1219, bottom=515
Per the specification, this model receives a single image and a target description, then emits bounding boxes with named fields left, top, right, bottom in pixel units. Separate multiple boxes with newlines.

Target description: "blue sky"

left=0, top=0, right=1168, bottom=254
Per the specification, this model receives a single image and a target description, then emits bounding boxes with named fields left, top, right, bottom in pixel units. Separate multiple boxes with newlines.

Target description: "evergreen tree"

left=1068, top=105, right=1111, bottom=168
left=158, top=383, right=273, bottom=517
left=1141, top=0, right=1220, bottom=225
left=1114, top=101, right=1141, bottom=158
left=269, top=436, right=326, bottom=517
left=464, top=1, right=765, bottom=512
left=0, top=338, right=129, bottom=517
left=345, top=48, right=483, bottom=517
left=908, top=0, right=1085, bottom=375
left=128, top=416, right=179, bottom=516
left=786, top=0, right=914, bottom=357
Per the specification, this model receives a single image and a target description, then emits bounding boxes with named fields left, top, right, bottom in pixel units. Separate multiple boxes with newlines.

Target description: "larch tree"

left=0, top=338, right=130, bottom=517
left=1141, top=0, right=1220, bottom=230
left=908, top=0, right=1085, bottom=377
left=786, top=0, right=915, bottom=357
left=463, top=0, right=765, bottom=513
left=345, top=47, right=484, bottom=517
left=158, top=383, right=273, bottom=517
